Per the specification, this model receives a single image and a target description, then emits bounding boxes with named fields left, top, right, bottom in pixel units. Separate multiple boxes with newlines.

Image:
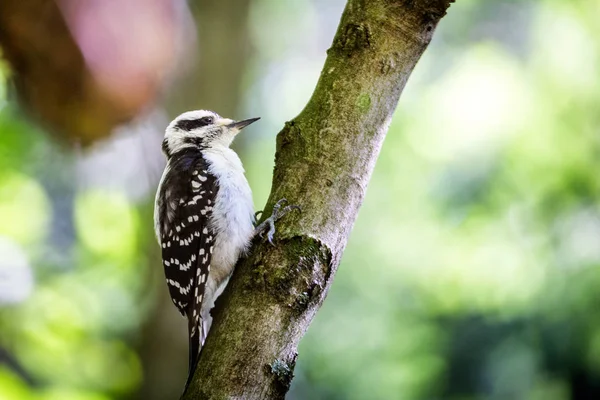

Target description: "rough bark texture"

left=184, top=0, right=454, bottom=399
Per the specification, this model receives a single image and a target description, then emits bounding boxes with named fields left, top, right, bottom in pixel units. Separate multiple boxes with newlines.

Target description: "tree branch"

left=184, top=0, right=454, bottom=398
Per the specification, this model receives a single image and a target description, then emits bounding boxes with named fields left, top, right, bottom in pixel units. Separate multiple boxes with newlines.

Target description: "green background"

left=1, top=0, right=600, bottom=399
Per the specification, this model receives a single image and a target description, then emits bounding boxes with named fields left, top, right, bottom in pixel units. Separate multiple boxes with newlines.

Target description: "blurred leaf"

left=0, top=367, right=34, bottom=400
left=0, top=171, right=50, bottom=245
left=74, top=190, right=138, bottom=261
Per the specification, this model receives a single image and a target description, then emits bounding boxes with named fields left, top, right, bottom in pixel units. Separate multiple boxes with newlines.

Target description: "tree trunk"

left=184, top=0, right=454, bottom=398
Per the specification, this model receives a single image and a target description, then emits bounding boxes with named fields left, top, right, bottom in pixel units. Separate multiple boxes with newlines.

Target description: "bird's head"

left=162, top=110, right=259, bottom=158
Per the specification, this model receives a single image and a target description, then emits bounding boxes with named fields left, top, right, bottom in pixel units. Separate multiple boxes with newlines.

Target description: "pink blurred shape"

left=58, top=0, right=195, bottom=114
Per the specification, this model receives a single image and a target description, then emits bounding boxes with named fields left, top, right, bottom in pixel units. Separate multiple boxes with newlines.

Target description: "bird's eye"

left=175, top=116, right=215, bottom=131
left=198, top=116, right=214, bottom=126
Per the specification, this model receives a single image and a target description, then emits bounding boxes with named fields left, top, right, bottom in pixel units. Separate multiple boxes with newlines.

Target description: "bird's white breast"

left=202, top=146, right=254, bottom=293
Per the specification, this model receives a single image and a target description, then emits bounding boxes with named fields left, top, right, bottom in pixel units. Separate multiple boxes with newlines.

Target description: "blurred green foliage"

left=1, top=0, right=600, bottom=399
left=291, top=0, right=600, bottom=399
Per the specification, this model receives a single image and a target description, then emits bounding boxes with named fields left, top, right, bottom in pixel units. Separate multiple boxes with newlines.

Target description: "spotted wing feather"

left=156, top=153, right=217, bottom=386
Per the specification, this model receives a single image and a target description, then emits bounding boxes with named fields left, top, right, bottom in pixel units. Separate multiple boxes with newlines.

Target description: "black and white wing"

left=156, top=155, right=217, bottom=383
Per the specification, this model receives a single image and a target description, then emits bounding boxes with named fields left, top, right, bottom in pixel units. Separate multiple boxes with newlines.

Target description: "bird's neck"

left=169, top=146, right=203, bottom=162
left=202, top=145, right=245, bottom=176
left=167, top=144, right=243, bottom=178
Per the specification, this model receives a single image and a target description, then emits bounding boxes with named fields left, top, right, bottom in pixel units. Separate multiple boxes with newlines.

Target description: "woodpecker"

left=154, top=110, right=297, bottom=390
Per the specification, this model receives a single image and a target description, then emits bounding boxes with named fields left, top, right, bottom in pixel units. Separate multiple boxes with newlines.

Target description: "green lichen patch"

left=356, top=93, right=372, bottom=113
left=333, top=23, right=372, bottom=57
left=269, top=358, right=295, bottom=390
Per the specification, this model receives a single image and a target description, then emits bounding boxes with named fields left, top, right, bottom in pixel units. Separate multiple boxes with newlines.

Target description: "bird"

left=153, top=109, right=298, bottom=391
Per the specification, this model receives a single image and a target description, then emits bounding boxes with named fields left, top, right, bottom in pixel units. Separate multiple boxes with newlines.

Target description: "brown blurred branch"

left=0, top=0, right=182, bottom=145
left=166, top=0, right=253, bottom=117
left=184, top=0, right=454, bottom=399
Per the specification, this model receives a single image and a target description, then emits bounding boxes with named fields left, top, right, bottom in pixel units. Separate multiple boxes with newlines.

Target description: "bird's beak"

left=226, top=117, right=260, bottom=132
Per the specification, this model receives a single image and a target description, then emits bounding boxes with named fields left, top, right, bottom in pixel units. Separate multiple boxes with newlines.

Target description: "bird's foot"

left=254, top=199, right=301, bottom=245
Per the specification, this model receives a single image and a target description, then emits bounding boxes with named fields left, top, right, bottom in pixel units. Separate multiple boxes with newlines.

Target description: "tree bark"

left=184, top=0, right=454, bottom=399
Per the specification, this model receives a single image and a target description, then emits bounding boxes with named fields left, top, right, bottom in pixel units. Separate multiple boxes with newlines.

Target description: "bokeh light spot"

left=75, top=190, right=138, bottom=260
left=0, top=171, right=50, bottom=245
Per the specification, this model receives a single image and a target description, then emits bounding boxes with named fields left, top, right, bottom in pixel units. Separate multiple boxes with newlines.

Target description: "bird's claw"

left=254, top=198, right=301, bottom=245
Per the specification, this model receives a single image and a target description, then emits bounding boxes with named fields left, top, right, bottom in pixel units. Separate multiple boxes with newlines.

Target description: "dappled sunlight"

left=75, top=190, right=139, bottom=260
left=532, top=2, right=599, bottom=96
left=407, top=44, right=532, bottom=163
left=0, top=172, right=50, bottom=245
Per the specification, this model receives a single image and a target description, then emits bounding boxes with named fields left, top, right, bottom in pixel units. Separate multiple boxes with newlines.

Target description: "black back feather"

left=156, top=150, right=218, bottom=389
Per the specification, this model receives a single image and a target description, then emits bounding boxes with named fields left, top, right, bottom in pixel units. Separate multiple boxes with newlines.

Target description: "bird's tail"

left=182, top=314, right=205, bottom=394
